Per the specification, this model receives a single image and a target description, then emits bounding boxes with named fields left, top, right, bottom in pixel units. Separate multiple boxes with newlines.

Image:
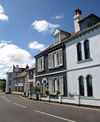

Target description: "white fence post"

left=58, top=94, right=62, bottom=103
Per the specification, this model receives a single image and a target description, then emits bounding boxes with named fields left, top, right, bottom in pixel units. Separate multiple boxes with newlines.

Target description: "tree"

left=0, top=79, right=6, bottom=92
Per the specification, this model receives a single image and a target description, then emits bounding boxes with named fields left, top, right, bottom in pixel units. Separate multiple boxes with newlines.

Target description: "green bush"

left=56, top=90, right=60, bottom=95
left=33, top=86, right=41, bottom=94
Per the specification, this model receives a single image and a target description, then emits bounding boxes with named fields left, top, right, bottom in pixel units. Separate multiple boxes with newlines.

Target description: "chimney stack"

left=15, top=65, right=19, bottom=72
left=74, top=9, right=83, bottom=32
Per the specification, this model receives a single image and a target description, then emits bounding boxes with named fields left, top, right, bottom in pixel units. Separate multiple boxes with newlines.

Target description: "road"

left=0, top=92, right=100, bottom=122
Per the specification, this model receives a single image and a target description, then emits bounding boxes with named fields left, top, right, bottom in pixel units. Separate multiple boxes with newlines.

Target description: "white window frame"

left=37, top=56, right=44, bottom=72
left=48, top=48, right=63, bottom=69
left=58, top=49, right=63, bottom=66
left=48, top=76, right=64, bottom=95
left=54, top=33, right=61, bottom=44
left=48, top=53, right=54, bottom=69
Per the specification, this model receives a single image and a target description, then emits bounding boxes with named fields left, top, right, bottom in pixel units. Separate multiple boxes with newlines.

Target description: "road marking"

left=19, top=96, right=29, bottom=101
left=32, top=100, right=100, bottom=112
left=34, top=110, right=77, bottom=122
left=14, top=102, right=27, bottom=109
left=46, top=102, right=100, bottom=112
left=5, top=98, right=11, bottom=103
left=2, top=96, right=11, bottom=103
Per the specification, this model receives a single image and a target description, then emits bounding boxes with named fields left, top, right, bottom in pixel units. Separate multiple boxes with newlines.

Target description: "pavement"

left=0, top=92, right=100, bottom=122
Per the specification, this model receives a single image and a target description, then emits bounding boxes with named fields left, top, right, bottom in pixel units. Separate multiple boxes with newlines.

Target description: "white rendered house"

left=65, top=9, right=100, bottom=106
left=6, top=65, right=26, bottom=93
left=6, top=65, right=17, bottom=93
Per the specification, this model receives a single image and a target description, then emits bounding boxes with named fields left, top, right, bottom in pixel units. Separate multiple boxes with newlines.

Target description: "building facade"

left=6, top=65, right=17, bottom=93
left=66, top=10, right=100, bottom=103
left=35, top=9, right=100, bottom=106
left=6, top=65, right=26, bottom=93
left=15, top=71, right=27, bottom=92
left=35, top=29, right=71, bottom=96
left=25, top=66, right=35, bottom=94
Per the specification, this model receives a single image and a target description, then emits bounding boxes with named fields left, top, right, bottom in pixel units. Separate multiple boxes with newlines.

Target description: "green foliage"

left=0, top=82, right=6, bottom=92
left=33, top=86, right=41, bottom=94
left=56, top=90, right=60, bottom=95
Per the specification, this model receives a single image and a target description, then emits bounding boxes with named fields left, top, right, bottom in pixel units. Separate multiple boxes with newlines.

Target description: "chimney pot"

left=74, top=9, right=83, bottom=32
left=75, top=9, right=82, bottom=15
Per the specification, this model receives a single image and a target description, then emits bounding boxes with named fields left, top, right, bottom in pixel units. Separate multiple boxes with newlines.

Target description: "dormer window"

left=54, top=33, right=60, bottom=44
left=53, top=29, right=71, bottom=45
left=53, top=29, right=61, bottom=44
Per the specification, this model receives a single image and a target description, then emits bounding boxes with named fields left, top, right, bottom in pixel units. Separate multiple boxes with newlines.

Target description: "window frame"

left=78, top=76, right=84, bottom=96
left=28, top=70, right=33, bottom=79
left=37, top=56, right=44, bottom=72
left=86, top=75, right=93, bottom=97
left=48, top=48, right=63, bottom=69
left=54, top=33, right=60, bottom=44
left=84, top=40, right=90, bottom=59
left=48, top=76, right=64, bottom=95
left=77, top=43, right=82, bottom=61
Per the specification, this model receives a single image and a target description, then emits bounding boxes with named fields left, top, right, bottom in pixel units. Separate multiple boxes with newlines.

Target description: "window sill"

left=48, top=67, right=62, bottom=70
left=80, top=96, right=94, bottom=100
left=77, top=58, right=92, bottom=64
left=37, top=70, right=44, bottom=73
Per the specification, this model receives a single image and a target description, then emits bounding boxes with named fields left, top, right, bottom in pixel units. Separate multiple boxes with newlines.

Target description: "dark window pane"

left=84, top=40, right=90, bottom=59
left=86, top=75, right=93, bottom=96
left=79, top=76, right=84, bottom=96
left=29, top=70, right=33, bottom=79
left=77, top=43, right=82, bottom=61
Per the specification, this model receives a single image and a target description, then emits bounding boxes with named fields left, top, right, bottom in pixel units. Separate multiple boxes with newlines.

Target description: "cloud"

left=31, top=20, right=59, bottom=34
left=0, top=4, right=9, bottom=21
left=0, top=40, right=34, bottom=79
left=52, top=15, right=64, bottom=20
left=28, top=41, right=46, bottom=51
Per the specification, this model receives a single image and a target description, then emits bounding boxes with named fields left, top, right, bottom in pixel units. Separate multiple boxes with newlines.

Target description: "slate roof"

left=27, top=65, right=35, bottom=71
left=78, top=14, right=100, bottom=23
left=35, top=21, right=100, bottom=58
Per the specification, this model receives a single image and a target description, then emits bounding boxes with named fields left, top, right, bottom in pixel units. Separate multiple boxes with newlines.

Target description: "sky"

left=0, top=0, right=100, bottom=79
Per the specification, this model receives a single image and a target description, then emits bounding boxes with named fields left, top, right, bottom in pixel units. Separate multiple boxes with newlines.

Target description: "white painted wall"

left=67, top=66, right=100, bottom=99
left=66, top=27, right=100, bottom=70
left=66, top=27, right=100, bottom=100
left=27, top=72, right=35, bottom=86
left=6, top=72, right=16, bottom=93
left=6, top=75, right=9, bottom=93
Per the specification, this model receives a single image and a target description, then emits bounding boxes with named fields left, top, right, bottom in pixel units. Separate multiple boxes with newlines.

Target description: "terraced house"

left=66, top=9, right=100, bottom=106
left=35, top=29, right=71, bottom=96
left=35, top=9, right=100, bottom=106
left=6, top=65, right=27, bottom=93
left=26, top=66, right=35, bottom=93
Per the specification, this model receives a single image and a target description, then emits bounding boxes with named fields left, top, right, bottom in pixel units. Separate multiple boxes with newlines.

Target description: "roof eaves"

left=63, top=22, right=100, bottom=43
left=35, top=22, right=100, bottom=58
left=79, top=13, right=100, bottom=23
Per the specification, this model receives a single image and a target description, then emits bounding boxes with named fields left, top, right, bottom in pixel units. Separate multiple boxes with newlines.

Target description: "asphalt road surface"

left=0, top=92, right=100, bottom=122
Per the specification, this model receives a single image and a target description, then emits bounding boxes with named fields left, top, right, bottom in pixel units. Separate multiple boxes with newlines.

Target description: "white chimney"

left=74, top=9, right=83, bottom=32
left=15, top=65, right=19, bottom=72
